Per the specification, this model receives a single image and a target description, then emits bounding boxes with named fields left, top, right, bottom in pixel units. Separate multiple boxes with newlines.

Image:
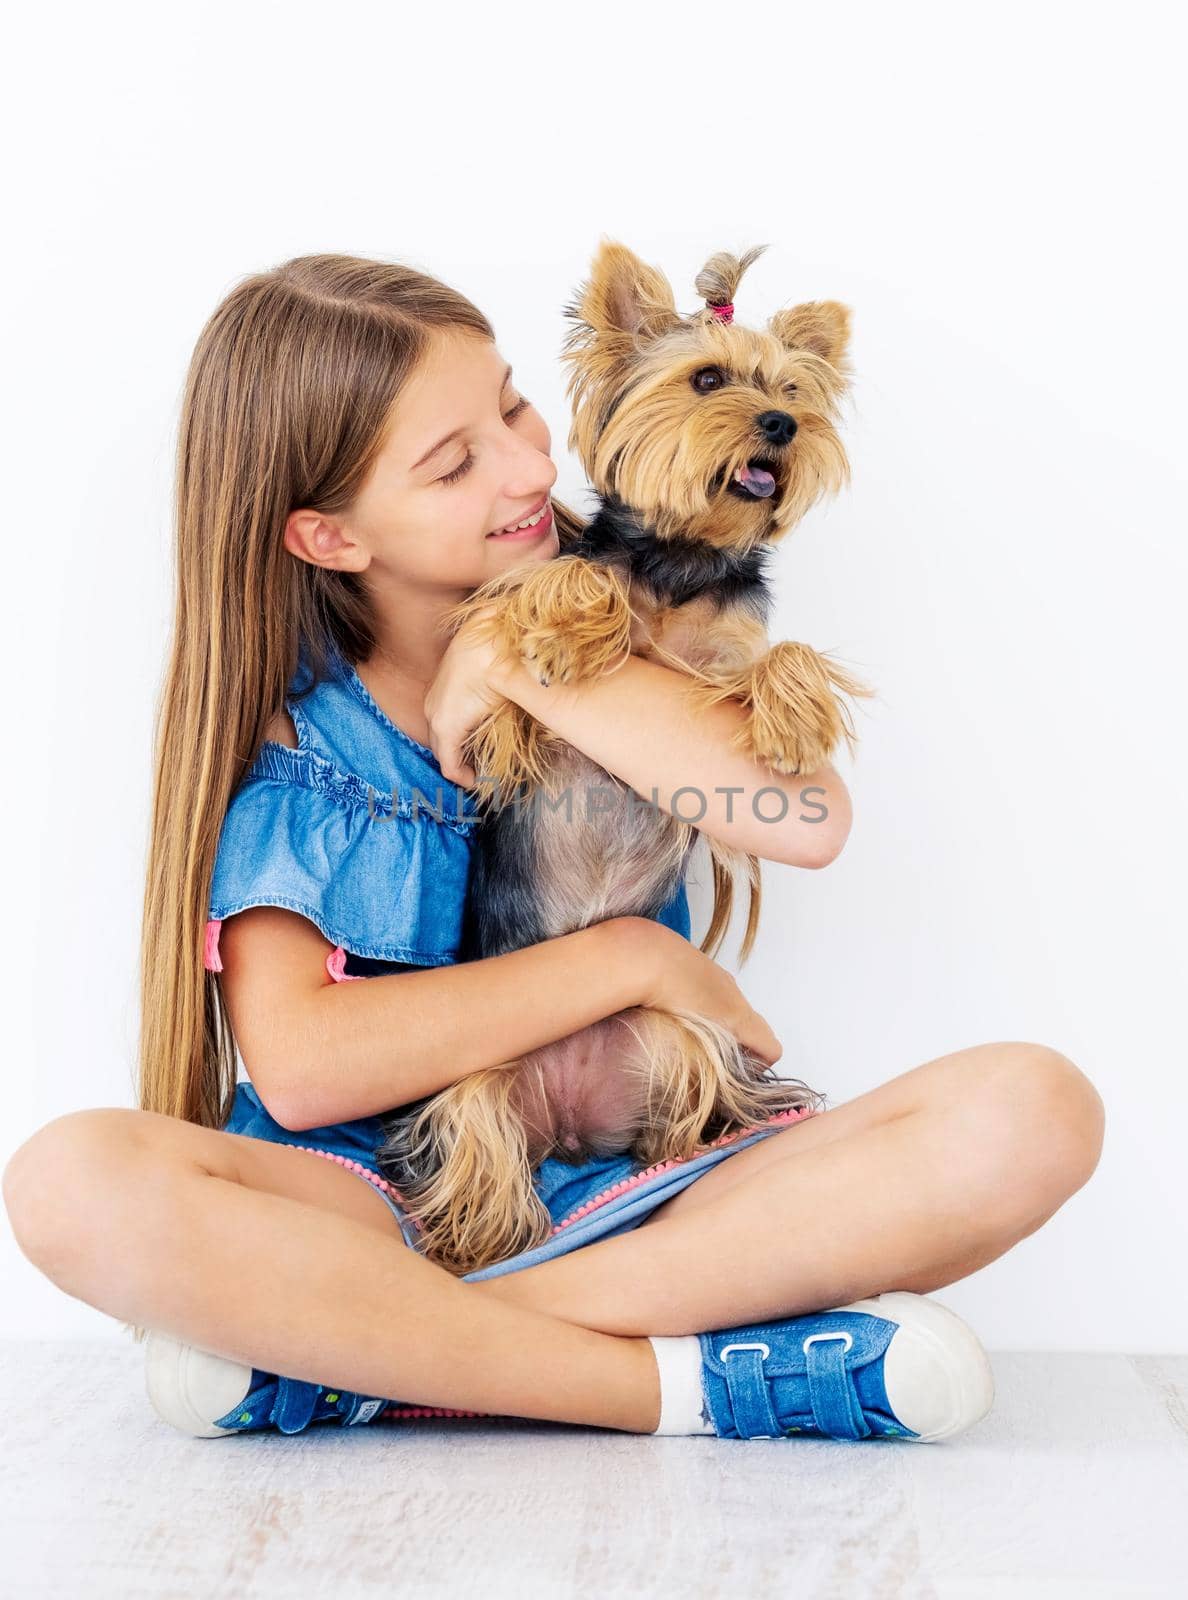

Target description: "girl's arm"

left=218, top=905, right=780, bottom=1132
left=429, top=641, right=853, bottom=868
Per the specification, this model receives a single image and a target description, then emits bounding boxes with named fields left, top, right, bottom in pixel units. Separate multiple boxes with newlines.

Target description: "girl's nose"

left=501, top=447, right=557, bottom=503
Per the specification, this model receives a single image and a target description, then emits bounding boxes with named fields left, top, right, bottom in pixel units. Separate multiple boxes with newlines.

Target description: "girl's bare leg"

left=2, top=1110, right=661, bottom=1432
left=3, top=1041, right=1102, bottom=1430
left=476, top=1041, right=1105, bottom=1335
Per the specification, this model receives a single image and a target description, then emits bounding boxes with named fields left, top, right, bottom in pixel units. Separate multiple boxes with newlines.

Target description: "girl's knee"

left=960, top=1043, right=1105, bottom=1217
left=2, top=1108, right=148, bottom=1274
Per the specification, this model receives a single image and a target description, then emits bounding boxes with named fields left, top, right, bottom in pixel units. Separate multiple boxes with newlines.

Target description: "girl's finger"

left=437, top=735, right=475, bottom=789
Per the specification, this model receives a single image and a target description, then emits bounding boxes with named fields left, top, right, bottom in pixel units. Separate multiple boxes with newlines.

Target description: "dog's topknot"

left=693, top=245, right=769, bottom=315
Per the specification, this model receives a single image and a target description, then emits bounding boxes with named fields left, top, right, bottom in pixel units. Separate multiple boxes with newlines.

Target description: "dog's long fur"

left=376, top=240, right=874, bottom=1275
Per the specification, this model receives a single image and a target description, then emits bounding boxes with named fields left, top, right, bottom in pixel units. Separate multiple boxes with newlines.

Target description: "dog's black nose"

left=756, top=410, right=798, bottom=446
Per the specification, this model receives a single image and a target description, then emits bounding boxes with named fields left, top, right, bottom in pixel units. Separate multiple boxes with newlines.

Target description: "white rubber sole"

left=840, top=1291, right=995, bottom=1442
left=144, top=1331, right=256, bottom=1439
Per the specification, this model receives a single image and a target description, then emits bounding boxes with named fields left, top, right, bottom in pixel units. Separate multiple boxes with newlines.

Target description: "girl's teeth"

left=500, top=504, right=547, bottom=533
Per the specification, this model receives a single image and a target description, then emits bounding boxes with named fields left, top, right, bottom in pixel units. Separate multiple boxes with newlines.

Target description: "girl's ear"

left=283, top=508, right=370, bottom=572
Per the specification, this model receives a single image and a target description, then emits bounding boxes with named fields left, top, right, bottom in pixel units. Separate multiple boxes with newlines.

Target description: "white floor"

left=2, top=1342, right=1186, bottom=1598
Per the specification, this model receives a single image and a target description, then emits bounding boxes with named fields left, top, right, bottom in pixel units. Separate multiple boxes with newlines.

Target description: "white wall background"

left=2, top=0, right=1184, bottom=1351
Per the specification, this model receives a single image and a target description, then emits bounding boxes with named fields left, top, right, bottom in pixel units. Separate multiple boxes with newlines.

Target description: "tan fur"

left=388, top=1069, right=555, bottom=1273
left=447, top=555, right=635, bottom=691
left=681, top=641, right=873, bottom=776
left=442, top=559, right=637, bottom=802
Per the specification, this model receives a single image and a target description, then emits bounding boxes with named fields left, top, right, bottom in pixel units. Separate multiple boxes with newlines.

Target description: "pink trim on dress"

left=204, top=919, right=224, bottom=973
left=291, top=1102, right=815, bottom=1250
left=545, top=1103, right=813, bottom=1233
left=326, top=945, right=366, bottom=984
left=290, top=1144, right=402, bottom=1197
left=206, top=923, right=366, bottom=984
left=381, top=1403, right=487, bottom=1419
left=292, top=1103, right=816, bottom=1246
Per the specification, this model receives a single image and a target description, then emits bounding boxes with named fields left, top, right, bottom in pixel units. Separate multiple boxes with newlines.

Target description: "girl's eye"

left=436, top=396, right=533, bottom=485
left=437, top=454, right=474, bottom=486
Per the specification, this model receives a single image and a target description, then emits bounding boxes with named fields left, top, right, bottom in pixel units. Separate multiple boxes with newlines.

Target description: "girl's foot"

left=651, top=1291, right=995, bottom=1442
left=144, top=1331, right=389, bottom=1437
left=146, top=1289, right=994, bottom=1442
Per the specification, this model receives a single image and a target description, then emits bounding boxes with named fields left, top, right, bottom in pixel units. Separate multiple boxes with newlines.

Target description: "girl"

left=2, top=253, right=1104, bottom=1443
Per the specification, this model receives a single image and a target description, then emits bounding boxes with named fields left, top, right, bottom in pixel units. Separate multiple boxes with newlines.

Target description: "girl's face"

left=329, top=329, right=560, bottom=595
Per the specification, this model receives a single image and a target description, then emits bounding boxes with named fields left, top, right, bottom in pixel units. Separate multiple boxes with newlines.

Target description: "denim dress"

left=207, top=641, right=809, bottom=1283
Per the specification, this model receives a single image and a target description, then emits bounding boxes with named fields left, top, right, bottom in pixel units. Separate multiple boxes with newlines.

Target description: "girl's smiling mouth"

left=487, top=496, right=553, bottom=540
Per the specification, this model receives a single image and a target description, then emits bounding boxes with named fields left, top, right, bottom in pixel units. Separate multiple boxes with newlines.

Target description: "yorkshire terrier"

left=376, top=240, right=873, bottom=1275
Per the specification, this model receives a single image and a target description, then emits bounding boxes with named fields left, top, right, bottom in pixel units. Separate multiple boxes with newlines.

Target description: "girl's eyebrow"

left=410, top=364, right=514, bottom=473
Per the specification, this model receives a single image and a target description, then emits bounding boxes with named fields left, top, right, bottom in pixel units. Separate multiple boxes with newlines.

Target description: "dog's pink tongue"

left=734, top=462, right=776, bottom=498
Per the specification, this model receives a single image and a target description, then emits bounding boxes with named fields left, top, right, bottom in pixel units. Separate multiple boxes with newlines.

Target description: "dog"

left=375, top=240, right=872, bottom=1275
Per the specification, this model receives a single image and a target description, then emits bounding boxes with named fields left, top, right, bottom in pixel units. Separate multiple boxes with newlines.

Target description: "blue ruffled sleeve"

left=204, top=743, right=477, bottom=975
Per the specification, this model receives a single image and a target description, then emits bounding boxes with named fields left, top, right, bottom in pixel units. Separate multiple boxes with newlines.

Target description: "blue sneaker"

left=699, top=1292, right=994, bottom=1443
left=144, top=1332, right=390, bottom=1437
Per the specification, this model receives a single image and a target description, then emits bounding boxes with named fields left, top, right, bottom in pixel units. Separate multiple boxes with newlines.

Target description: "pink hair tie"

left=708, top=302, right=734, bottom=323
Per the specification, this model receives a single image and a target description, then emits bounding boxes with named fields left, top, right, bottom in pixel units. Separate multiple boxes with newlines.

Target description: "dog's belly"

left=461, top=746, right=692, bottom=1161
left=463, top=745, right=692, bottom=959
left=631, top=591, right=769, bottom=675
left=508, top=1013, right=652, bottom=1165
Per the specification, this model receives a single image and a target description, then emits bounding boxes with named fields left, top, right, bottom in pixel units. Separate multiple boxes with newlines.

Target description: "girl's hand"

left=424, top=607, right=520, bottom=788
left=618, top=916, right=783, bottom=1067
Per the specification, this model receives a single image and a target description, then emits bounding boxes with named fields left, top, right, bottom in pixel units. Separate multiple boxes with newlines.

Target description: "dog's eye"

left=691, top=367, right=726, bottom=393
left=783, top=382, right=798, bottom=396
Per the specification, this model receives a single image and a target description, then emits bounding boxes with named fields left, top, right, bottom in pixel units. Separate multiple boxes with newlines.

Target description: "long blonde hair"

left=138, top=253, right=589, bottom=1130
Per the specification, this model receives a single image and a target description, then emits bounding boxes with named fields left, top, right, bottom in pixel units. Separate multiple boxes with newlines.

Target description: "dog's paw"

left=745, top=718, right=834, bottom=778
left=520, top=632, right=587, bottom=688
left=743, top=640, right=858, bottom=776
left=509, top=558, right=633, bottom=687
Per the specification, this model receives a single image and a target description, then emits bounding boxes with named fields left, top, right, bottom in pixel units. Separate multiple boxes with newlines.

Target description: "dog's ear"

left=767, top=300, right=853, bottom=369
left=564, top=237, right=681, bottom=346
